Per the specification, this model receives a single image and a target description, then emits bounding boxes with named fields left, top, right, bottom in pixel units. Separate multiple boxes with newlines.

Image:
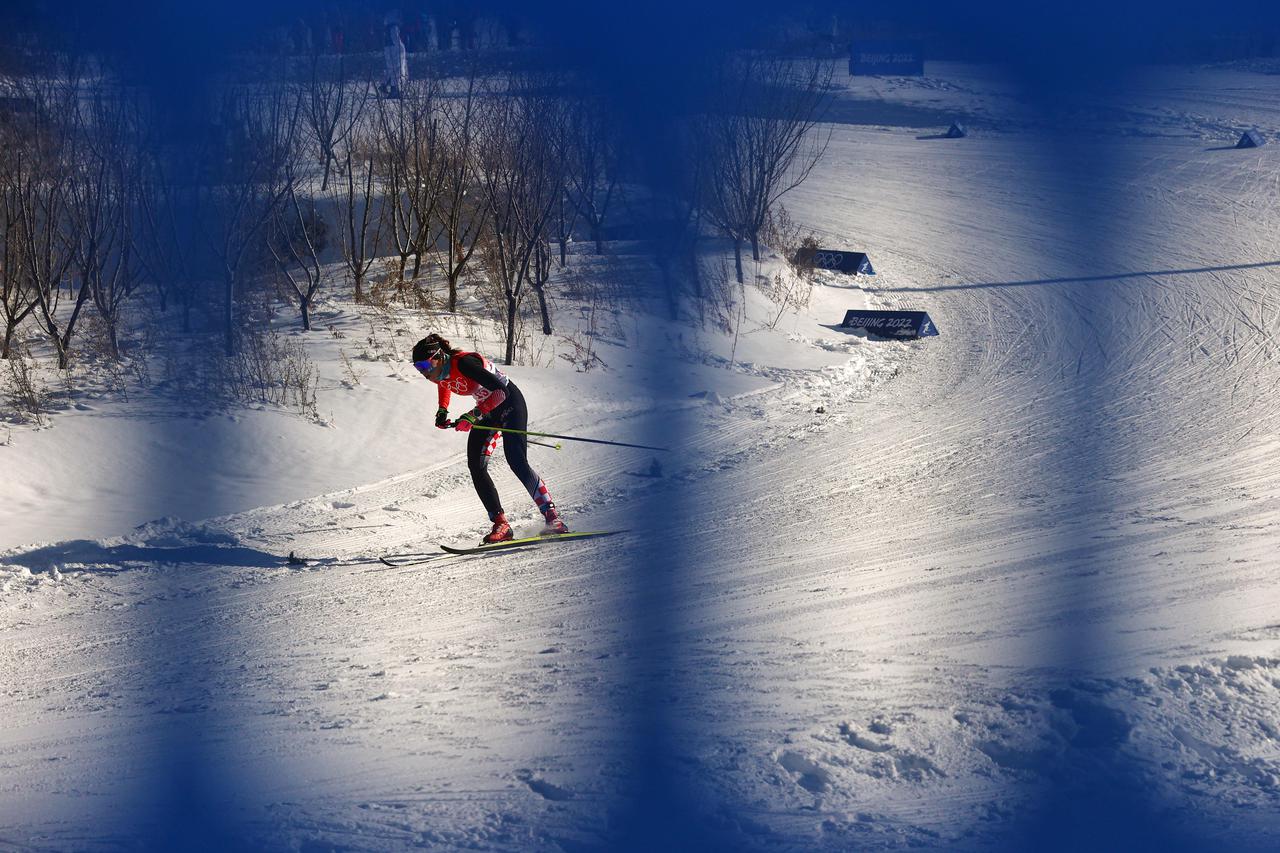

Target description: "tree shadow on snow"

left=876, top=260, right=1280, bottom=293
left=5, top=540, right=284, bottom=572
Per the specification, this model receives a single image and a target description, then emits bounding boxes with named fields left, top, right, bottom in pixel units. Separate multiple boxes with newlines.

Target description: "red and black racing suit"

left=434, top=352, right=555, bottom=522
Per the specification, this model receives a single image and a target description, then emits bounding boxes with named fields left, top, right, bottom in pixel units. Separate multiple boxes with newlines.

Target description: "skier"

left=412, top=334, right=569, bottom=543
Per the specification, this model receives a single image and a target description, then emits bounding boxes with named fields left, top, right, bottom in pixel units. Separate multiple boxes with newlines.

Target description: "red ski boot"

left=483, top=513, right=513, bottom=544
left=541, top=504, right=570, bottom=535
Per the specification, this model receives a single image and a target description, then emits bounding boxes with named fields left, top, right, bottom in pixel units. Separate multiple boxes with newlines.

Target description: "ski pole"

left=527, top=437, right=562, bottom=451
left=469, top=424, right=670, bottom=452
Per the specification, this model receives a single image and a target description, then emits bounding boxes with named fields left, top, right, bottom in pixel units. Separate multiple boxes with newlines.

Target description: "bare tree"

left=335, top=127, right=385, bottom=304
left=434, top=72, right=489, bottom=313
left=541, top=94, right=577, bottom=267
left=638, top=113, right=709, bottom=323
left=549, top=184, right=578, bottom=267
left=268, top=138, right=328, bottom=330
left=0, top=125, right=38, bottom=359
left=135, top=130, right=207, bottom=333
left=477, top=79, right=563, bottom=363
left=526, top=91, right=569, bottom=335
left=564, top=93, right=621, bottom=255
left=301, top=51, right=368, bottom=192
left=374, top=78, right=447, bottom=285
left=205, top=85, right=298, bottom=355
left=10, top=75, right=80, bottom=369
left=70, top=88, right=144, bottom=360
left=697, top=55, right=831, bottom=283
left=530, top=236, right=553, bottom=335
left=405, top=87, right=450, bottom=281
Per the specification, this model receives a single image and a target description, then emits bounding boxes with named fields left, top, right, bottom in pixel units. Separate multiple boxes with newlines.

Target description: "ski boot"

left=541, top=504, right=570, bottom=536
left=483, top=513, right=513, bottom=544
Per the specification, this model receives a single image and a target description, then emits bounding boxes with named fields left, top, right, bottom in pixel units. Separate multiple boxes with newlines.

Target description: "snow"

left=3, top=63, right=1280, bottom=849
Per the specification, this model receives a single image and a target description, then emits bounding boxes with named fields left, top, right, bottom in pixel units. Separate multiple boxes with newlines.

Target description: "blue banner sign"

left=841, top=309, right=939, bottom=339
left=849, top=41, right=925, bottom=76
left=795, top=247, right=874, bottom=276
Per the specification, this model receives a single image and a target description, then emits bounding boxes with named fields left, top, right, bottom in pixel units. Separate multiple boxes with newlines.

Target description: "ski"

left=439, top=530, right=623, bottom=555
left=376, top=550, right=438, bottom=563
left=378, top=552, right=453, bottom=568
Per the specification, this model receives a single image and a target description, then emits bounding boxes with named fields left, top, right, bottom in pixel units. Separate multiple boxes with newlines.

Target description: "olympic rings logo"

left=811, top=251, right=845, bottom=268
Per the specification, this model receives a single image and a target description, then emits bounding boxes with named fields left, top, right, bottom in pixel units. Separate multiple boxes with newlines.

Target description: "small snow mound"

left=687, top=390, right=725, bottom=405
left=0, top=563, right=47, bottom=594
left=889, top=752, right=947, bottom=781
left=515, top=770, right=573, bottom=801
left=839, top=721, right=893, bottom=752
left=1225, top=655, right=1259, bottom=671
left=777, top=750, right=834, bottom=793
left=127, top=517, right=240, bottom=548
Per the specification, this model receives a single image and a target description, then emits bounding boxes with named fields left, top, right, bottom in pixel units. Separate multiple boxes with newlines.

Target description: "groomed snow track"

left=4, top=79, right=1280, bottom=850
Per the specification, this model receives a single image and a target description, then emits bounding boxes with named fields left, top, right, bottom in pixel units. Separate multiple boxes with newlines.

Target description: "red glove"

left=454, top=410, right=482, bottom=432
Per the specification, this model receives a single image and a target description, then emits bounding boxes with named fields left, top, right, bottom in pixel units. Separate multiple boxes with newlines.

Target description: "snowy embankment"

left=4, top=63, right=1280, bottom=850
left=0, top=264, right=783, bottom=551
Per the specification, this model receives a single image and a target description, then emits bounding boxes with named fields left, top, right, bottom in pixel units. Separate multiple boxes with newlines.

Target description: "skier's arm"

left=453, top=355, right=507, bottom=415
left=437, top=382, right=451, bottom=409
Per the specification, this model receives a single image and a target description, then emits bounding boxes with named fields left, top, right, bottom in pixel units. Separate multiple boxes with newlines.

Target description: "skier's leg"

left=497, top=390, right=560, bottom=522
left=467, top=426, right=504, bottom=520
left=502, top=432, right=555, bottom=516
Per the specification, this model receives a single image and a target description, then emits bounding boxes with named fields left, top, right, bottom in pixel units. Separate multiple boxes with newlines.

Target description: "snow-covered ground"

left=3, top=63, right=1280, bottom=850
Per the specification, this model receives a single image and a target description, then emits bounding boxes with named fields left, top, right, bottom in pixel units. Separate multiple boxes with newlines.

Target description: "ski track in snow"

left=4, top=68, right=1280, bottom=849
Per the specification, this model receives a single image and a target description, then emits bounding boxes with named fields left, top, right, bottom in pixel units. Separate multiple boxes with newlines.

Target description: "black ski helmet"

left=412, top=334, right=450, bottom=363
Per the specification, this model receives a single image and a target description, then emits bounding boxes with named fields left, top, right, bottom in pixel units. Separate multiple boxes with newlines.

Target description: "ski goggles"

left=413, top=358, right=437, bottom=374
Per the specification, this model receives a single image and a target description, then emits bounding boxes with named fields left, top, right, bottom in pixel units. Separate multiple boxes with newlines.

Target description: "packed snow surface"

left=3, top=63, right=1280, bottom=849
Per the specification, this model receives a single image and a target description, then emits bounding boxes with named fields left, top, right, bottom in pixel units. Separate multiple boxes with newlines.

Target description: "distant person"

left=411, top=334, right=570, bottom=544
left=380, top=24, right=407, bottom=98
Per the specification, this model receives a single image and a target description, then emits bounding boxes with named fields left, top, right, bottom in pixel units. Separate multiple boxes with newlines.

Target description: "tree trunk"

left=504, top=294, right=517, bottom=365
left=2, top=323, right=14, bottom=359
left=448, top=271, right=458, bottom=313
left=733, top=237, right=744, bottom=284
left=54, top=331, right=69, bottom=369
left=353, top=269, right=364, bottom=304
left=592, top=221, right=603, bottom=254
left=224, top=272, right=236, bottom=356
left=532, top=244, right=552, bottom=333
left=321, top=151, right=332, bottom=192
left=411, top=250, right=423, bottom=279
left=751, top=232, right=760, bottom=262
left=659, top=260, right=680, bottom=322
left=689, top=243, right=703, bottom=302
left=532, top=284, right=552, bottom=338
left=558, top=237, right=567, bottom=266
left=53, top=279, right=93, bottom=370
left=301, top=297, right=311, bottom=331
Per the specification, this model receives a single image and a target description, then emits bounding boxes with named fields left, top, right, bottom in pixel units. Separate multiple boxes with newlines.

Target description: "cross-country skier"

left=412, top=334, right=569, bottom=543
